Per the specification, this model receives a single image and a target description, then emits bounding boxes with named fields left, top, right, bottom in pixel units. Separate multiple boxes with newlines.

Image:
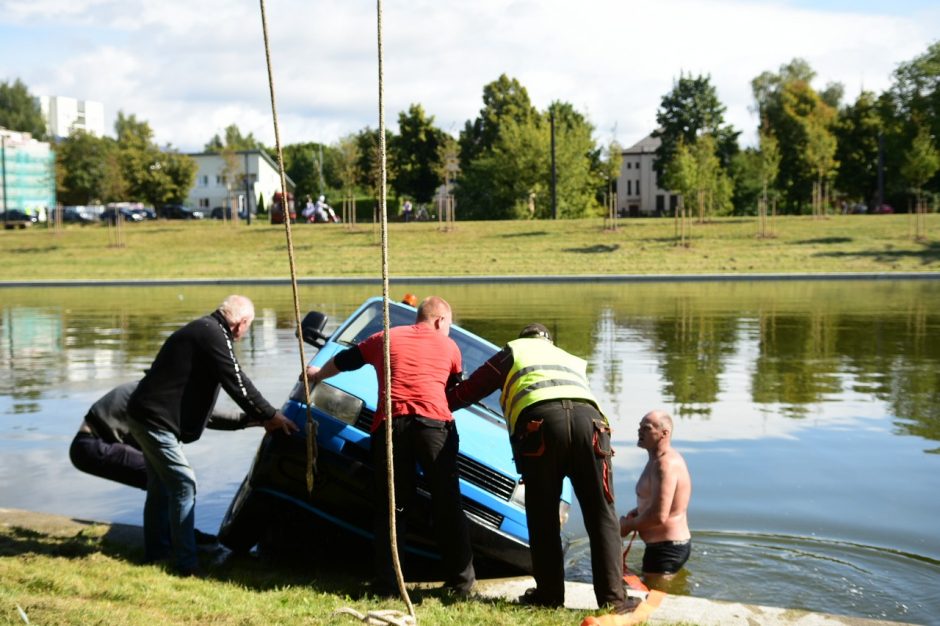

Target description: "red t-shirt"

left=357, top=324, right=462, bottom=432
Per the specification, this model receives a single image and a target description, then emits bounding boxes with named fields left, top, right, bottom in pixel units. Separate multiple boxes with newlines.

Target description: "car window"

left=335, top=301, right=503, bottom=417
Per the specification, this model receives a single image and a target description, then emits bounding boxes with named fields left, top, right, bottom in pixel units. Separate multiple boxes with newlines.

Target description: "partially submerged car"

left=219, top=297, right=570, bottom=575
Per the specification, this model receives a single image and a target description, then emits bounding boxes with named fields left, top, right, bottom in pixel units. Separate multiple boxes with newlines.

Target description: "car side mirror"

left=300, top=311, right=329, bottom=348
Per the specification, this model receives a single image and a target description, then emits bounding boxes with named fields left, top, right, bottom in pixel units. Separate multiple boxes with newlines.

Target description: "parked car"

left=57, top=206, right=98, bottom=224
left=872, top=204, right=894, bottom=214
left=160, top=204, right=204, bottom=219
left=219, top=297, right=571, bottom=575
left=210, top=206, right=248, bottom=220
left=101, top=206, right=144, bottom=224
left=2, top=209, right=39, bottom=229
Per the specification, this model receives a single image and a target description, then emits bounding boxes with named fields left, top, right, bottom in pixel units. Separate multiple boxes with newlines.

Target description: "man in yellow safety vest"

left=448, top=323, right=637, bottom=614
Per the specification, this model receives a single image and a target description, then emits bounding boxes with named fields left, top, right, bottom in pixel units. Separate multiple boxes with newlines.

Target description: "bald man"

left=620, top=410, right=692, bottom=579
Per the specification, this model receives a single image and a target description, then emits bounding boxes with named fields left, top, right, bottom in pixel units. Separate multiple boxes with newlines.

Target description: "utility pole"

left=1, top=135, right=7, bottom=225
left=550, top=108, right=557, bottom=220
left=244, top=152, right=252, bottom=225
left=876, top=132, right=884, bottom=212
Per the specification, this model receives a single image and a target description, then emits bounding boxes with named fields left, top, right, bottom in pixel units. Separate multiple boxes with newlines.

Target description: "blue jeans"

left=128, top=421, right=198, bottom=572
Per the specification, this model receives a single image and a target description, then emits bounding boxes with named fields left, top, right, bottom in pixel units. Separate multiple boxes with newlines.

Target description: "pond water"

left=1, top=281, right=938, bottom=624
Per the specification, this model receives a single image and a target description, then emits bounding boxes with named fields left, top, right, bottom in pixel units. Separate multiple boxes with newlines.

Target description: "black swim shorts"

left=642, top=538, right=691, bottom=574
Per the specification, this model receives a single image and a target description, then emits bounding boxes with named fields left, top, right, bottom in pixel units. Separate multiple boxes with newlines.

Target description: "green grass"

left=0, top=523, right=662, bottom=625
left=1, top=214, right=938, bottom=280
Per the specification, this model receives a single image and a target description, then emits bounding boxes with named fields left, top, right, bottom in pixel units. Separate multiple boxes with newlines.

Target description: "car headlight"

left=310, top=382, right=363, bottom=425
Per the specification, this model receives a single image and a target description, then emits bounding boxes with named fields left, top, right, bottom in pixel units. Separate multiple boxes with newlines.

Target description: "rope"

left=333, top=607, right=416, bottom=626
left=376, top=0, right=415, bottom=619
left=257, top=0, right=317, bottom=492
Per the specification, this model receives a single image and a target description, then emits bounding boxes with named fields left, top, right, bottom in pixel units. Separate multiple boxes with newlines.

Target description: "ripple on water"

left=564, top=531, right=940, bottom=624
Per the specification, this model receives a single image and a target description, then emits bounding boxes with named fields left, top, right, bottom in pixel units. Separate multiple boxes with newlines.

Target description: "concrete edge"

left=1, top=272, right=940, bottom=288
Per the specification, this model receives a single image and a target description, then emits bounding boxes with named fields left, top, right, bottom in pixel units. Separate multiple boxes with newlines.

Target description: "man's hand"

left=620, top=508, right=639, bottom=537
left=264, top=411, right=299, bottom=435
left=303, top=365, right=320, bottom=386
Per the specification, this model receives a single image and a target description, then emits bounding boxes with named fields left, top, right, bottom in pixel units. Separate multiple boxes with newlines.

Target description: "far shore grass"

left=1, top=214, right=939, bottom=281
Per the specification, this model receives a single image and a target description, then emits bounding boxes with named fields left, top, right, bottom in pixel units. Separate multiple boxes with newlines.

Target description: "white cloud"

left=2, top=0, right=936, bottom=151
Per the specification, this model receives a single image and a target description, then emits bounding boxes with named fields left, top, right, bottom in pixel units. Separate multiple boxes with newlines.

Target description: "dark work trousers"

left=371, top=415, right=476, bottom=593
left=512, top=399, right=624, bottom=610
left=69, top=432, right=148, bottom=490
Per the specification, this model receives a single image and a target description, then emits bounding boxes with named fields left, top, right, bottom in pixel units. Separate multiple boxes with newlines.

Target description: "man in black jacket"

left=127, top=295, right=296, bottom=575
left=71, top=381, right=259, bottom=489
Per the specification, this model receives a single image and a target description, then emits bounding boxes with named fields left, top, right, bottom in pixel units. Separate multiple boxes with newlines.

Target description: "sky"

left=1, top=0, right=937, bottom=153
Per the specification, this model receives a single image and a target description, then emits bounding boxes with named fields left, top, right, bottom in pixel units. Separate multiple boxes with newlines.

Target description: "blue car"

left=219, top=297, right=571, bottom=575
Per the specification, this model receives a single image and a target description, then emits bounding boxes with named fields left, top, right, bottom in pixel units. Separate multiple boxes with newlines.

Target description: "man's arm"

left=206, top=408, right=251, bottom=430
left=447, top=346, right=513, bottom=411
left=305, top=346, right=365, bottom=386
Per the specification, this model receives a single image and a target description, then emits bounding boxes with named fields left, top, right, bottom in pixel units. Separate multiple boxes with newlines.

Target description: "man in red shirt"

left=306, top=296, right=475, bottom=597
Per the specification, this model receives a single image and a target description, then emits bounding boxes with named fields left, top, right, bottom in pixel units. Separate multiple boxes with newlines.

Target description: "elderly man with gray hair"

left=128, top=295, right=297, bottom=576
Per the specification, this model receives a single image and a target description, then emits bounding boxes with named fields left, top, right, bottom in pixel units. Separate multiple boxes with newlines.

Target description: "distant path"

left=3, top=271, right=940, bottom=288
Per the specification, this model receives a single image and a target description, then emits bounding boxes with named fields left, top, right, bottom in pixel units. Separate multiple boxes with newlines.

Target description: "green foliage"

left=752, top=60, right=838, bottom=213
left=391, top=103, right=446, bottom=203
left=0, top=78, right=46, bottom=138
left=730, top=148, right=762, bottom=215
left=459, top=74, right=538, bottom=168
left=665, top=135, right=733, bottom=219
left=835, top=91, right=883, bottom=204
left=355, top=126, right=397, bottom=200
left=456, top=77, right=600, bottom=220
left=653, top=73, right=739, bottom=182
left=55, top=130, right=116, bottom=205
left=204, top=124, right=265, bottom=152
left=275, top=142, right=341, bottom=204
left=901, top=125, right=940, bottom=196
left=113, top=112, right=196, bottom=207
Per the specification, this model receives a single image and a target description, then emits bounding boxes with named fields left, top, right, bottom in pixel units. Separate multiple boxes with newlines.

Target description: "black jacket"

left=86, top=381, right=250, bottom=446
left=128, top=310, right=276, bottom=442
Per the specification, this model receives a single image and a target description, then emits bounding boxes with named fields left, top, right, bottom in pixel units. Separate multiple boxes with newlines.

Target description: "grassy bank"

left=1, top=520, right=622, bottom=625
left=1, top=214, right=938, bottom=280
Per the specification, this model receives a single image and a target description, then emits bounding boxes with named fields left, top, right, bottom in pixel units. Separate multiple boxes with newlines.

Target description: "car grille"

left=354, top=407, right=516, bottom=502
left=462, top=498, right=504, bottom=529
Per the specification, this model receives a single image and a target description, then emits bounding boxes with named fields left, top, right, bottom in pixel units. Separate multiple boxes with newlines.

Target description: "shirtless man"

left=620, top=410, right=692, bottom=580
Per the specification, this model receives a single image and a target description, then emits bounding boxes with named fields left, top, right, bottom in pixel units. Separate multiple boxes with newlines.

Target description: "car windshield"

left=334, top=300, right=503, bottom=417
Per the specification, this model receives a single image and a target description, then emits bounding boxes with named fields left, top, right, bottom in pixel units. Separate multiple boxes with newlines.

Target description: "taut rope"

left=257, top=0, right=317, bottom=492
left=376, top=0, right=415, bottom=619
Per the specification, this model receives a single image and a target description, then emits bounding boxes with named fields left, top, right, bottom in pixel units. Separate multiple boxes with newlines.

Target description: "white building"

left=616, top=133, right=678, bottom=216
left=37, top=96, right=105, bottom=139
left=186, top=150, right=294, bottom=218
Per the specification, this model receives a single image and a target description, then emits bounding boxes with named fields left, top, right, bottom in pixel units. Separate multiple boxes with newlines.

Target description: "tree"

left=55, top=130, right=117, bottom=205
left=601, top=136, right=623, bottom=224
left=457, top=75, right=540, bottom=218
left=204, top=124, right=265, bottom=152
left=276, top=142, right=339, bottom=204
left=901, top=125, right=940, bottom=239
left=752, top=59, right=841, bottom=213
left=835, top=91, right=883, bottom=206
left=113, top=112, right=196, bottom=208
left=652, top=73, right=739, bottom=183
left=0, top=79, right=46, bottom=138
left=391, top=104, right=445, bottom=203
left=355, top=127, right=397, bottom=203
left=803, top=101, right=839, bottom=218
left=459, top=74, right=538, bottom=168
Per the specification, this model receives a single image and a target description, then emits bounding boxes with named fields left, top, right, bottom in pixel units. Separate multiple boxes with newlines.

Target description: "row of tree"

left=2, top=41, right=938, bottom=218
left=657, top=44, right=940, bottom=218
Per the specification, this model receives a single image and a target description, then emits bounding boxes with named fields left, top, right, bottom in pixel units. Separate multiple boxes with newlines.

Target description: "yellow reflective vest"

left=500, top=338, right=601, bottom=434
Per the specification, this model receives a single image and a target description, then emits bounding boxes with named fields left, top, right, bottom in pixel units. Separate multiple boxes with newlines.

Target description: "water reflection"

left=1, top=281, right=939, bottom=623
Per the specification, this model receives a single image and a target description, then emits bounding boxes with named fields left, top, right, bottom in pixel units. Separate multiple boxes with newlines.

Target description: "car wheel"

left=217, top=476, right=272, bottom=554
